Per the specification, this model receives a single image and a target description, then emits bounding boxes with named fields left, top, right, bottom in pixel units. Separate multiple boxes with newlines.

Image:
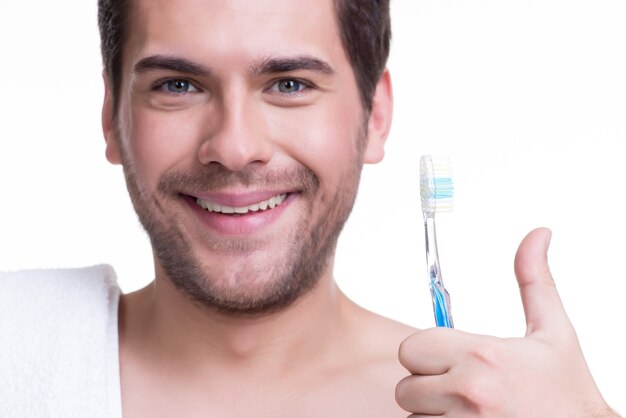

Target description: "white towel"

left=0, top=265, right=122, bottom=418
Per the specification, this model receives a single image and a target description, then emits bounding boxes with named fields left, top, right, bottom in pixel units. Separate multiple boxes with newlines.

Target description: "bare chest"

left=121, top=367, right=407, bottom=417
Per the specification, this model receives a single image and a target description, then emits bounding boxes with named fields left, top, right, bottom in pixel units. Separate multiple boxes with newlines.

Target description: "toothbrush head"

left=420, top=155, right=454, bottom=217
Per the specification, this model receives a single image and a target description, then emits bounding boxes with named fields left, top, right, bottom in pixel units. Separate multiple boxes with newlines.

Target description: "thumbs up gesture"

left=396, top=228, right=619, bottom=417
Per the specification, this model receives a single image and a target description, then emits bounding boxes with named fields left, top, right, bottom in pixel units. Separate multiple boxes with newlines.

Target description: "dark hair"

left=98, top=0, right=391, bottom=114
left=98, top=0, right=128, bottom=116
left=334, top=0, right=391, bottom=111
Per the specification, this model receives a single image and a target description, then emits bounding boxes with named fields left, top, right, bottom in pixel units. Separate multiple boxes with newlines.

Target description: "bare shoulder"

left=347, top=305, right=417, bottom=383
left=314, top=299, right=418, bottom=417
left=342, top=297, right=418, bottom=355
left=338, top=302, right=417, bottom=370
left=358, top=307, right=418, bottom=341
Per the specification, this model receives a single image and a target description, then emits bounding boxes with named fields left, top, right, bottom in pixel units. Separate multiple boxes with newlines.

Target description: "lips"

left=195, top=193, right=288, bottom=214
left=181, top=190, right=297, bottom=235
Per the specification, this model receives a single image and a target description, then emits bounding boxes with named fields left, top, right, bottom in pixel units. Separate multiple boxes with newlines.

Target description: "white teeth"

left=196, top=194, right=287, bottom=214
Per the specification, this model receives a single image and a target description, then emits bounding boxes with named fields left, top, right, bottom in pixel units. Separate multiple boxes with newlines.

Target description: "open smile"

left=195, top=193, right=288, bottom=215
left=180, top=191, right=298, bottom=235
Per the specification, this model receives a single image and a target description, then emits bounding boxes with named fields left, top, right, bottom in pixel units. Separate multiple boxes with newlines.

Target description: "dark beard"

left=119, top=131, right=365, bottom=317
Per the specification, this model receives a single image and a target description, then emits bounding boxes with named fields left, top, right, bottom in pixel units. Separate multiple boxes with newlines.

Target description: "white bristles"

left=420, top=155, right=454, bottom=216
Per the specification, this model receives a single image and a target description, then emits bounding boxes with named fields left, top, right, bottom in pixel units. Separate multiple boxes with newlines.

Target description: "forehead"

left=125, top=0, right=347, bottom=74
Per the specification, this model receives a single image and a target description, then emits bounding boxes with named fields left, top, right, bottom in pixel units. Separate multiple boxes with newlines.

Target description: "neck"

left=119, top=263, right=350, bottom=374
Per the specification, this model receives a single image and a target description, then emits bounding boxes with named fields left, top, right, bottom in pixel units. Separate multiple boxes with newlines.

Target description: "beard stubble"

left=119, top=125, right=367, bottom=317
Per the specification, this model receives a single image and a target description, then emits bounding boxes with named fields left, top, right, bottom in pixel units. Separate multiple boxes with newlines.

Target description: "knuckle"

left=467, top=338, right=505, bottom=368
left=561, top=324, right=580, bottom=345
left=456, top=374, right=496, bottom=413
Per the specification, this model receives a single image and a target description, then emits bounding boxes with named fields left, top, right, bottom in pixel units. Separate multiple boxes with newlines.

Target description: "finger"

left=398, top=327, right=469, bottom=375
left=513, top=227, right=571, bottom=337
left=395, top=374, right=451, bottom=415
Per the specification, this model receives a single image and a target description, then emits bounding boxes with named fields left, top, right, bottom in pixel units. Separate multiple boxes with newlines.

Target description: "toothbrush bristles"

left=420, top=155, right=454, bottom=215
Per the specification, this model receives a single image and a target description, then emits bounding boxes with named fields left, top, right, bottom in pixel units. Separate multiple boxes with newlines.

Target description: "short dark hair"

left=97, top=0, right=128, bottom=116
left=334, top=0, right=391, bottom=111
left=98, top=0, right=391, bottom=114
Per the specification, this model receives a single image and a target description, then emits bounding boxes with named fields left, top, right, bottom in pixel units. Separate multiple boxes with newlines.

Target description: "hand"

left=396, top=228, right=618, bottom=417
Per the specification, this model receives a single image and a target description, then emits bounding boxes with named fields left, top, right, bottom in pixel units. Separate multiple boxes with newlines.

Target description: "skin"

left=101, top=0, right=620, bottom=417
left=102, top=0, right=411, bottom=416
left=396, top=228, right=619, bottom=417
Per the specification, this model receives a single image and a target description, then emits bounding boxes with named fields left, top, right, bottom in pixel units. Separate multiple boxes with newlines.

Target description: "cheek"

left=264, top=101, right=363, bottom=185
left=126, top=108, right=201, bottom=187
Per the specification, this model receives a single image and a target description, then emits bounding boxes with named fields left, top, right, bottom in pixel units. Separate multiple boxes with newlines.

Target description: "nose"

left=198, top=91, right=273, bottom=171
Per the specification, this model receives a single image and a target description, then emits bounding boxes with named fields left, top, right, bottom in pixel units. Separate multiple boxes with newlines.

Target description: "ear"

left=102, top=73, right=122, bottom=165
left=363, top=69, right=393, bottom=164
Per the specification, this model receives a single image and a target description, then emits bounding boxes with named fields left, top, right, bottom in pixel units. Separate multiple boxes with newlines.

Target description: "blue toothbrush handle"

left=430, top=278, right=454, bottom=328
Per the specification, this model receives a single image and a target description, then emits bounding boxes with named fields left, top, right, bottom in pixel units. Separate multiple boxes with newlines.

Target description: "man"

left=0, top=0, right=619, bottom=416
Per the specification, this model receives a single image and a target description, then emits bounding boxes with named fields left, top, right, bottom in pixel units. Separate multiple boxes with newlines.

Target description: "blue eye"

left=274, top=79, right=306, bottom=94
left=160, top=79, right=197, bottom=94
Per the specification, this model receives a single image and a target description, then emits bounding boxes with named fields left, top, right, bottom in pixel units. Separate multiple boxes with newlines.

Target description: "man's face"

left=103, top=0, right=388, bottom=314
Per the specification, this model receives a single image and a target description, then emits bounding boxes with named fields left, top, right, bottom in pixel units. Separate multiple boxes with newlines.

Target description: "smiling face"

left=102, top=0, right=390, bottom=315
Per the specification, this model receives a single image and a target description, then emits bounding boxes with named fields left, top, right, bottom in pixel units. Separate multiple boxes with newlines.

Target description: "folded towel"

left=0, top=265, right=122, bottom=418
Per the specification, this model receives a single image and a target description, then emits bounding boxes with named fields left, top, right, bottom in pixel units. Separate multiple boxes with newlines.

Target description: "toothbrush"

left=420, top=155, right=454, bottom=328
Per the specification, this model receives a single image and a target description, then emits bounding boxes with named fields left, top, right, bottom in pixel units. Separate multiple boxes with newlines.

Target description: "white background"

left=1, top=0, right=624, bottom=413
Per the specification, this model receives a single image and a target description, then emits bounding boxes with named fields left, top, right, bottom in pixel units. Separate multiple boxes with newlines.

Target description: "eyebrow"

left=251, top=56, right=335, bottom=76
left=133, top=55, right=211, bottom=77
left=132, top=54, right=335, bottom=78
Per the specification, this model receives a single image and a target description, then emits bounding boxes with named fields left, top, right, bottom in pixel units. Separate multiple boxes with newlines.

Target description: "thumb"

left=514, top=227, right=571, bottom=338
